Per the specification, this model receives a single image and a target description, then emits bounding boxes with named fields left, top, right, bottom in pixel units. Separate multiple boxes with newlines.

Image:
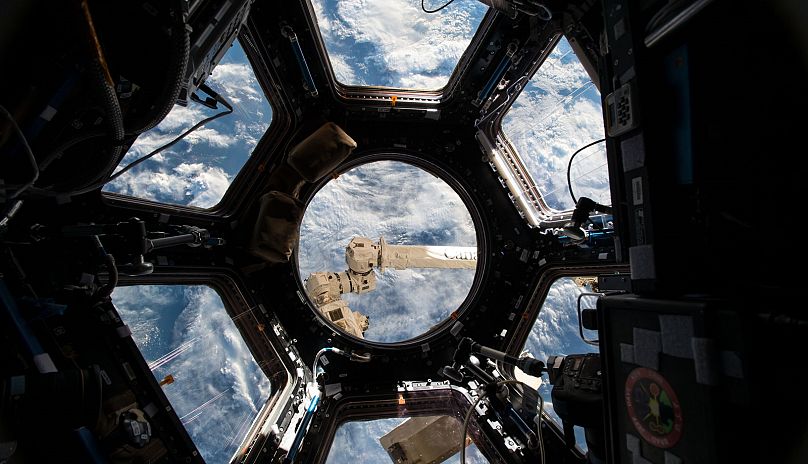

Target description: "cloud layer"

left=312, top=0, right=488, bottom=89
left=502, top=38, right=610, bottom=211
left=112, top=285, right=271, bottom=462
left=298, top=161, right=477, bottom=343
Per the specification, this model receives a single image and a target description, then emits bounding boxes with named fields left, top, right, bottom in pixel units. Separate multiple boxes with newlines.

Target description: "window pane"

left=502, top=37, right=609, bottom=212
left=104, top=40, right=272, bottom=208
left=298, top=161, right=477, bottom=343
left=312, top=0, right=487, bottom=89
left=522, top=277, right=599, bottom=449
left=111, top=285, right=271, bottom=462
left=325, top=416, right=489, bottom=463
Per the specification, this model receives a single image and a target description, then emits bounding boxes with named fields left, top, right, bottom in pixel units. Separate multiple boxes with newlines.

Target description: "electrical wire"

left=421, top=0, right=457, bottom=14
left=460, top=391, right=488, bottom=464
left=98, top=253, right=118, bottom=298
left=646, top=0, right=687, bottom=32
left=1, top=105, right=39, bottom=200
left=566, top=138, right=605, bottom=204
left=536, top=387, right=545, bottom=464
left=107, top=104, right=232, bottom=185
left=180, top=387, right=232, bottom=424
left=460, top=379, right=545, bottom=464
left=60, top=91, right=233, bottom=198
left=312, top=348, right=334, bottom=382
left=148, top=337, right=200, bottom=371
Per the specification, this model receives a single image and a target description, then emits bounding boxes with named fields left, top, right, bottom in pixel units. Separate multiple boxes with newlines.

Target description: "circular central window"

left=297, top=160, right=478, bottom=343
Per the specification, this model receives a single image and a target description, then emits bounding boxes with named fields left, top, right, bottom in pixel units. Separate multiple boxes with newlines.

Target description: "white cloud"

left=211, top=62, right=263, bottom=104
left=181, top=126, right=238, bottom=149
left=328, top=53, right=358, bottom=85
left=396, top=73, right=453, bottom=91
left=107, top=162, right=231, bottom=208
left=177, top=162, right=233, bottom=208
left=111, top=285, right=271, bottom=463
left=312, top=0, right=487, bottom=88
left=156, top=105, right=208, bottom=131
left=110, top=286, right=175, bottom=353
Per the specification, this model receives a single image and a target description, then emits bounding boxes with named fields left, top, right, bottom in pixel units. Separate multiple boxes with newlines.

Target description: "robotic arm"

left=306, top=236, right=477, bottom=302
left=346, top=236, right=477, bottom=272
left=304, top=236, right=477, bottom=338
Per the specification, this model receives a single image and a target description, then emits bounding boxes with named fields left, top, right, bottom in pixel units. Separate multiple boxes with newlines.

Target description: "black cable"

left=57, top=88, right=233, bottom=197
left=99, top=253, right=118, bottom=298
left=566, top=138, right=605, bottom=205
left=421, top=0, right=457, bottom=13
left=460, top=379, right=545, bottom=464
left=461, top=393, right=488, bottom=464
left=106, top=103, right=232, bottom=184
left=1, top=105, right=39, bottom=200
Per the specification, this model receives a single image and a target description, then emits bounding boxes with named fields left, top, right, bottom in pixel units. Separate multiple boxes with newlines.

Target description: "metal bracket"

left=577, top=292, right=603, bottom=346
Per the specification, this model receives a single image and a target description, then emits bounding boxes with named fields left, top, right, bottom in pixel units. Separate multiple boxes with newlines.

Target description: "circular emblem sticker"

left=624, top=367, right=683, bottom=448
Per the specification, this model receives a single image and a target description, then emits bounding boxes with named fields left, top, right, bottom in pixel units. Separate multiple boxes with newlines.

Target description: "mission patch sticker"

left=624, top=367, right=683, bottom=448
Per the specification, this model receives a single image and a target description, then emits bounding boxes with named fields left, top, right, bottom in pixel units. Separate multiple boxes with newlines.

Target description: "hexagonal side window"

left=103, top=40, right=272, bottom=208
left=111, top=285, right=271, bottom=461
left=501, top=37, right=609, bottom=213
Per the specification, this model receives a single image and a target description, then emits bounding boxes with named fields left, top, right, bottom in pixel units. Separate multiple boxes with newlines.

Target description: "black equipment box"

left=597, top=294, right=751, bottom=464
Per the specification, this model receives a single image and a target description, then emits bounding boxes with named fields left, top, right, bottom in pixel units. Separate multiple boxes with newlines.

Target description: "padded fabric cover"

left=288, top=122, right=357, bottom=182
left=249, top=190, right=305, bottom=263
left=266, top=163, right=306, bottom=198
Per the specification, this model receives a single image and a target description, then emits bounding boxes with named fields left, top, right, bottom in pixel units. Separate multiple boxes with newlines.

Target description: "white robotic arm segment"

left=345, top=236, right=477, bottom=272
left=305, top=236, right=476, bottom=340
left=305, top=270, right=376, bottom=303
left=346, top=269, right=376, bottom=295
left=305, top=271, right=349, bottom=305
left=380, top=242, right=478, bottom=270
left=318, top=299, right=369, bottom=337
left=304, top=273, right=370, bottom=338
left=345, top=236, right=381, bottom=274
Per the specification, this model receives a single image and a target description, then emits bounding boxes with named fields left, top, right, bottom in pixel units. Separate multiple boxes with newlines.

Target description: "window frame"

left=498, top=265, right=627, bottom=452
left=101, top=34, right=292, bottom=218
left=312, top=385, right=501, bottom=464
left=113, top=269, right=301, bottom=462
left=303, top=0, right=496, bottom=107
left=479, top=33, right=610, bottom=226
left=293, top=152, right=487, bottom=347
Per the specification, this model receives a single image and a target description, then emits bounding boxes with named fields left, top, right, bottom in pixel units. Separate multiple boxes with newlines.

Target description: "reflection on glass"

left=111, top=285, right=271, bottom=462
left=312, top=0, right=487, bottom=89
left=522, top=277, right=599, bottom=450
left=502, top=37, right=609, bottom=211
left=325, top=416, right=489, bottom=464
left=298, top=161, right=477, bottom=343
left=103, top=40, right=272, bottom=208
